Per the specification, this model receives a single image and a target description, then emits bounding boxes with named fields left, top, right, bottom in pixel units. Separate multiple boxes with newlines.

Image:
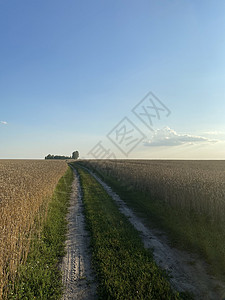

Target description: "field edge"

left=6, top=166, right=74, bottom=300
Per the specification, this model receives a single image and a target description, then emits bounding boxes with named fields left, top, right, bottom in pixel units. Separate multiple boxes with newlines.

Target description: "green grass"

left=74, top=164, right=181, bottom=300
left=81, top=161, right=225, bottom=281
left=8, top=166, right=74, bottom=300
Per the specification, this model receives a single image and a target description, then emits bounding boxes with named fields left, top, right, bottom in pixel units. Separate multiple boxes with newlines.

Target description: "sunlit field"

left=0, top=160, right=67, bottom=297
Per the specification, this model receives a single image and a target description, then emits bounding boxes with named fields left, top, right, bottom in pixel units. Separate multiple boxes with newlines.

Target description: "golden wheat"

left=0, top=160, right=67, bottom=297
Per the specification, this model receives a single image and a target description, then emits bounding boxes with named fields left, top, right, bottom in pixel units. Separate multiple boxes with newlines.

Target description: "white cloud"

left=204, top=131, right=224, bottom=135
left=203, top=131, right=225, bottom=140
left=144, top=127, right=217, bottom=147
left=0, top=121, right=8, bottom=125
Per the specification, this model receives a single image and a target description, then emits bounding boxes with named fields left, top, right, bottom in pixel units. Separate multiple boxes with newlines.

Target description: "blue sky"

left=0, top=0, right=225, bottom=159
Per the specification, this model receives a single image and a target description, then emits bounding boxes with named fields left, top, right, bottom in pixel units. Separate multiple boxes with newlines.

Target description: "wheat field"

left=0, top=160, right=67, bottom=297
left=83, top=159, right=225, bottom=276
left=86, top=160, right=225, bottom=220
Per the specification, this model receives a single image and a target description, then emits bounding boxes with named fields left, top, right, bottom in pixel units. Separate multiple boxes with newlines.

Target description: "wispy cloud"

left=203, top=131, right=225, bottom=140
left=0, top=121, right=8, bottom=125
left=144, top=127, right=217, bottom=147
left=204, top=131, right=224, bottom=135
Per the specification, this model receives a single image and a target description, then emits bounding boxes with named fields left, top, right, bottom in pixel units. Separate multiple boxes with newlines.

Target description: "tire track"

left=61, top=168, right=97, bottom=300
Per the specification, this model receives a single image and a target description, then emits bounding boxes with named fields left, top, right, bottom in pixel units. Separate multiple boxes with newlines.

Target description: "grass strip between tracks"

left=8, top=166, right=74, bottom=299
left=76, top=165, right=182, bottom=300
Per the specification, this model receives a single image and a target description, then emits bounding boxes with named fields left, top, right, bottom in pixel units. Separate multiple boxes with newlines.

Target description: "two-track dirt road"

left=61, top=167, right=225, bottom=300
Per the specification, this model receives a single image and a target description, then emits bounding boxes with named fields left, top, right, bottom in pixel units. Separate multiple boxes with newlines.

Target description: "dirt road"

left=61, top=169, right=97, bottom=300
left=62, top=166, right=225, bottom=299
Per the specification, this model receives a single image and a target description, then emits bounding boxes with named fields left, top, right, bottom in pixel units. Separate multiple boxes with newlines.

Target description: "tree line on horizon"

left=45, top=151, right=79, bottom=160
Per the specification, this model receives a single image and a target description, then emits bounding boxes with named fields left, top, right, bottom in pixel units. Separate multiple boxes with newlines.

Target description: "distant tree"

left=45, top=154, right=71, bottom=160
left=72, top=151, right=79, bottom=160
left=45, top=154, right=54, bottom=160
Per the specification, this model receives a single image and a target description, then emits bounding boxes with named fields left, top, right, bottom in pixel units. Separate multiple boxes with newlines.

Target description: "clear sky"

left=0, top=0, right=225, bottom=159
